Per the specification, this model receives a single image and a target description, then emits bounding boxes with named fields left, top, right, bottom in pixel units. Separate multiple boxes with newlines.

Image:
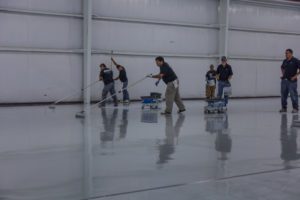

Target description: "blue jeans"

left=122, top=81, right=130, bottom=101
left=102, top=82, right=118, bottom=106
left=217, top=81, right=231, bottom=105
left=281, top=79, right=298, bottom=110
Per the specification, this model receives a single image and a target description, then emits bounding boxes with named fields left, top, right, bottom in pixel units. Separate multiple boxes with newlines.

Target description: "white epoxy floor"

left=0, top=98, right=300, bottom=200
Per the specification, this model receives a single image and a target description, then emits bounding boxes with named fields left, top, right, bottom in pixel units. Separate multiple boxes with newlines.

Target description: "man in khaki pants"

left=149, top=56, right=185, bottom=115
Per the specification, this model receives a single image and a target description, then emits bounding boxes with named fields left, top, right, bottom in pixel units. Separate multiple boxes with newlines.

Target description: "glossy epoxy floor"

left=0, top=99, right=300, bottom=200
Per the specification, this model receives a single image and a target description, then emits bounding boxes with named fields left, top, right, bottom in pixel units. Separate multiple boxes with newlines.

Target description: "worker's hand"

left=291, top=75, right=298, bottom=81
left=155, top=80, right=160, bottom=86
left=146, top=74, right=153, bottom=78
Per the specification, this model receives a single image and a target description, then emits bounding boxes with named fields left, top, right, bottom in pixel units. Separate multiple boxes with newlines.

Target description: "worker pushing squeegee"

left=75, top=74, right=151, bottom=118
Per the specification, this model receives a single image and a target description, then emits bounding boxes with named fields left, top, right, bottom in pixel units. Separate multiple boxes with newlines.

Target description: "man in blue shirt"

left=149, top=56, right=185, bottom=115
left=111, top=57, right=130, bottom=104
left=216, top=56, right=233, bottom=105
left=280, top=49, right=300, bottom=113
left=99, top=63, right=118, bottom=107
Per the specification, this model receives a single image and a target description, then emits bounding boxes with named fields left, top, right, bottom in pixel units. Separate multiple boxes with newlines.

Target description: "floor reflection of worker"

left=100, top=108, right=118, bottom=143
left=280, top=114, right=300, bottom=166
left=214, top=114, right=232, bottom=161
left=118, top=108, right=129, bottom=139
left=205, top=114, right=227, bottom=134
left=157, top=114, right=186, bottom=165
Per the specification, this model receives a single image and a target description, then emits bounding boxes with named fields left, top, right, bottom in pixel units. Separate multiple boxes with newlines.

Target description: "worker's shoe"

left=161, top=111, right=171, bottom=115
left=279, top=108, right=287, bottom=113
left=292, top=109, right=299, bottom=113
left=177, top=109, right=186, bottom=114
left=123, top=100, right=130, bottom=104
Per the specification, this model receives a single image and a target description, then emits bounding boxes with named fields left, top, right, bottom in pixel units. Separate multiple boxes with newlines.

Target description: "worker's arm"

left=151, top=74, right=164, bottom=79
left=291, top=59, right=300, bottom=80
left=114, top=77, right=119, bottom=81
left=228, top=67, right=233, bottom=81
left=291, top=72, right=300, bottom=80
left=111, top=57, right=118, bottom=67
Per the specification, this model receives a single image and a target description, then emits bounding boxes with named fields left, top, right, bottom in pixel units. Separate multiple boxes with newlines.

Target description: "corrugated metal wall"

left=0, top=0, right=300, bottom=103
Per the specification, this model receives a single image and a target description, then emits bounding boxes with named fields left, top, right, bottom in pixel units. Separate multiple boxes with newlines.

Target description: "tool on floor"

left=48, top=80, right=100, bottom=109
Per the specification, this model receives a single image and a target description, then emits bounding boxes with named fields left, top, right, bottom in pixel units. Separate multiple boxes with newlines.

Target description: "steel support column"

left=218, top=0, right=230, bottom=59
left=83, top=0, right=92, bottom=104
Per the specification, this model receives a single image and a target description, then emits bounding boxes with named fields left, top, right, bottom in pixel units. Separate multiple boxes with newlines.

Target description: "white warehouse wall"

left=91, top=0, right=219, bottom=100
left=0, top=0, right=300, bottom=103
left=229, top=1, right=300, bottom=97
left=0, top=1, right=83, bottom=103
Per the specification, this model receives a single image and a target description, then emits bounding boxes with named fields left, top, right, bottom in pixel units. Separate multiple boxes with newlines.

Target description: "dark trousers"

left=122, top=81, right=130, bottom=101
left=281, top=79, right=298, bottom=110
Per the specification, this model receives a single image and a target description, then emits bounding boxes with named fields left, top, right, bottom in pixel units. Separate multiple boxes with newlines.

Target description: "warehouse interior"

left=0, top=0, right=300, bottom=200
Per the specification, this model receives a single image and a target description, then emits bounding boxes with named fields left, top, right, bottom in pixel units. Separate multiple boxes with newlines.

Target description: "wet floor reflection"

left=141, top=110, right=159, bottom=123
left=156, top=114, right=185, bottom=166
left=100, top=108, right=118, bottom=143
left=280, top=114, right=300, bottom=168
left=204, top=113, right=232, bottom=161
left=118, top=108, right=129, bottom=139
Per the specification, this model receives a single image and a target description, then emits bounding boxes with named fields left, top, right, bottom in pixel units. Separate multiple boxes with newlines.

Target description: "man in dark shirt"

left=99, top=63, right=118, bottom=107
left=216, top=56, right=233, bottom=105
left=111, top=57, right=130, bottom=103
left=205, top=64, right=217, bottom=99
left=280, top=49, right=300, bottom=113
left=149, top=56, right=185, bottom=115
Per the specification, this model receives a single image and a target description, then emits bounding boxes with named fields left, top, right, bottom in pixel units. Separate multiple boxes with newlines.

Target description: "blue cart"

left=141, top=92, right=162, bottom=110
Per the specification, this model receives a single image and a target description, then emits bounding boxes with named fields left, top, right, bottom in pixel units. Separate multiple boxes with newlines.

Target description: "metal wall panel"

left=230, top=2, right=300, bottom=32
left=0, top=13, right=82, bottom=49
left=0, top=0, right=82, bottom=14
left=229, top=60, right=283, bottom=97
left=92, top=0, right=218, bottom=25
left=0, top=53, right=82, bottom=103
left=228, top=31, right=300, bottom=58
left=92, top=21, right=218, bottom=55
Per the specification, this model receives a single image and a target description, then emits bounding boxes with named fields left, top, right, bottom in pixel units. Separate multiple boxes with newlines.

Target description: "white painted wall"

left=0, top=0, right=300, bottom=103
left=0, top=1, right=83, bottom=103
left=91, top=0, right=219, bottom=101
left=229, top=1, right=300, bottom=97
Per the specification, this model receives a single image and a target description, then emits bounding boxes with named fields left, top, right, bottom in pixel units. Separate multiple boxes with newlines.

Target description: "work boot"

left=279, top=108, right=287, bottom=113
left=177, top=109, right=186, bottom=114
left=161, top=111, right=171, bottom=115
left=292, top=109, right=298, bottom=113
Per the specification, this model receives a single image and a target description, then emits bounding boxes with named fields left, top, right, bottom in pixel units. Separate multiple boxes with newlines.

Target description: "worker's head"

left=116, top=65, right=123, bottom=71
left=285, top=49, right=293, bottom=60
left=221, top=56, right=227, bottom=65
left=155, top=56, right=165, bottom=67
left=209, top=64, right=215, bottom=70
left=99, top=63, right=106, bottom=70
